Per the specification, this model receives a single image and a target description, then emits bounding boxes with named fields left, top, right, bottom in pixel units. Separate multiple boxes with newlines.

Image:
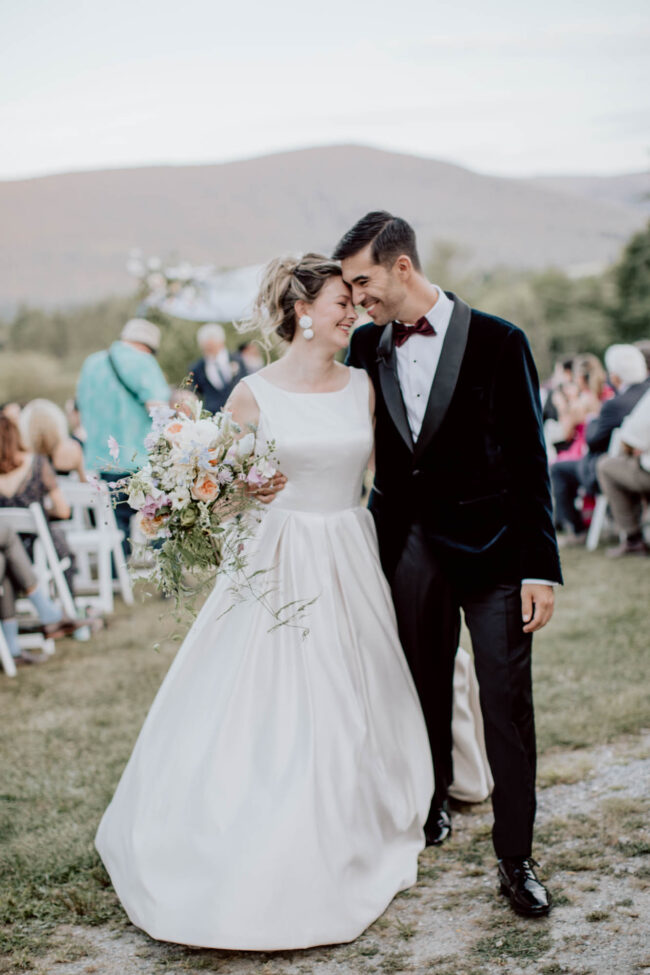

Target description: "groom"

left=335, top=212, right=562, bottom=917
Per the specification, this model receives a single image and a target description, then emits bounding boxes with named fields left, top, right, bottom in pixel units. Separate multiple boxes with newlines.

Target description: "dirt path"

left=33, top=734, right=650, bottom=975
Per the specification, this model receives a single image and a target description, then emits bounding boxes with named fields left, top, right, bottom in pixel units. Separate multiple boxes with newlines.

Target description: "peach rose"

left=191, top=473, right=220, bottom=503
left=164, top=420, right=185, bottom=442
left=140, top=514, right=168, bottom=538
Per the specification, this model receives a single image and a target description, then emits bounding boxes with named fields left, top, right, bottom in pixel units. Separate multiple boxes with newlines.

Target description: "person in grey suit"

left=188, top=324, right=247, bottom=414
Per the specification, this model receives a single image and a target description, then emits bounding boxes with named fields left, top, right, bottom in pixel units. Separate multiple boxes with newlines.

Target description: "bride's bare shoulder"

left=226, top=378, right=259, bottom=425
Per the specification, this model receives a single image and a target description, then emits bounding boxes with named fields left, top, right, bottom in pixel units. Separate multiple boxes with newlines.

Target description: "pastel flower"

left=139, top=513, right=168, bottom=538
left=168, top=486, right=191, bottom=511
left=141, top=493, right=171, bottom=518
left=128, top=489, right=147, bottom=510
left=164, top=420, right=185, bottom=443
left=225, top=432, right=256, bottom=464
left=191, top=473, right=220, bottom=503
left=216, top=467, right=234, bottom=486
left=246, top=466, right=270, bottom=488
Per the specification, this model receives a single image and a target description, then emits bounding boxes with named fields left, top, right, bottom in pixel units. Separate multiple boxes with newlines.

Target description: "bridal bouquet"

left=111, top=403, right=281, bottom=614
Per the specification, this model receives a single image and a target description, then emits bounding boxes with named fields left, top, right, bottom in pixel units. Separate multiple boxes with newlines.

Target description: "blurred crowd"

left=542, top=340, right=650, bottom=556
left=0, top=320, right=263, bottom=668
left=1, top=317, right=649, bottom=671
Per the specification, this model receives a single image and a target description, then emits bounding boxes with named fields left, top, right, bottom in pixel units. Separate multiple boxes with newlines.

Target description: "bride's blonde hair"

left=240, top=253, right=342, bottom=346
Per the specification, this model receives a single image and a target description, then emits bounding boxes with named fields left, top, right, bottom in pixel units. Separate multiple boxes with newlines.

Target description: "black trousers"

left=390, top=522, right=536, bottom=859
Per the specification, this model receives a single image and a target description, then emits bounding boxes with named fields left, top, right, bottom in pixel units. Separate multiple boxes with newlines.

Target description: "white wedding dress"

left=96, top=367, right=436, bottom=950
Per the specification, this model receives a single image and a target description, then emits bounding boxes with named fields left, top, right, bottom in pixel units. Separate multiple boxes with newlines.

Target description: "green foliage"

left=611, top=219, right=650, bottom=343
left=5, top=295, right=138, bottom=359
left=0, top=297, right=254, bottom=404
left=425, top=242, right=616, bottom=377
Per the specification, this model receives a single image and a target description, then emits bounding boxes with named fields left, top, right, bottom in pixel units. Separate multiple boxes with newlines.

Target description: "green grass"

left=1, top=548, right=649, bottom=969
left=531, top=548, right=650, bottom=751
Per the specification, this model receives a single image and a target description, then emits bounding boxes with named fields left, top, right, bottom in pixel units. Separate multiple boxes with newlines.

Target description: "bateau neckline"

left=253, top=370, right=353, bottom=396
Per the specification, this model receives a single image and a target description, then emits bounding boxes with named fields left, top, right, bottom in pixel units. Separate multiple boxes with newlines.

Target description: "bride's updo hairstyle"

left=243, top=253, right=343, bottom=346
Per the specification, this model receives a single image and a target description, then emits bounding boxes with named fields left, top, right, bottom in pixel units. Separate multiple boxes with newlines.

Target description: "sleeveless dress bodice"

left=244, top=368, right=373, bottom=515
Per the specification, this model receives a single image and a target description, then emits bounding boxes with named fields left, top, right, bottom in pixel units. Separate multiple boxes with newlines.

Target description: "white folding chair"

left=0, top=503, right=77, bottom=658
left=586, top=428, right=623, bottom=551
left=57, top=478, right=134, bottom=613
left=0, top=626, right=17, bottom=677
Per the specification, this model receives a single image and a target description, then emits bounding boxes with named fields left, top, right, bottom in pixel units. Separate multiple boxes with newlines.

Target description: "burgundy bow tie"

left=393, top=317, right=436, bottom=347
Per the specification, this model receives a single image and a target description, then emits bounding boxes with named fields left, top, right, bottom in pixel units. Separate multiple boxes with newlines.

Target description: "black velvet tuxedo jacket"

left=188, top=354, right=247, bottom=415
left=347, top=293, right=563, bottom=590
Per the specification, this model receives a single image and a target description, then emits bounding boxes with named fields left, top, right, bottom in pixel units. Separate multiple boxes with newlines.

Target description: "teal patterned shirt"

left=77, top=341, right=169, bottom=473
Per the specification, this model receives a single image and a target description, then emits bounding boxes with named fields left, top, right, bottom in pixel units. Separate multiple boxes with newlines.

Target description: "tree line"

left=2, top=221, right=649, bottom=405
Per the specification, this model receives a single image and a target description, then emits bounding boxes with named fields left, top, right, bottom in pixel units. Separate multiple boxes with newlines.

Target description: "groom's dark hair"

left=332, top=211, right=422, bottom=272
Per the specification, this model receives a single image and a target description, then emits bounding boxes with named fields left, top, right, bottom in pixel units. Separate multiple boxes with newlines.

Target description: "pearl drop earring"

left=298, top=315, right=314, bottom=340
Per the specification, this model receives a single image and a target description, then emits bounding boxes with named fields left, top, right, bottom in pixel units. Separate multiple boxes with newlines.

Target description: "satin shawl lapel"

left=414, top=294, right=471, bottom=460
left=376, top=324, right=414, bottom=453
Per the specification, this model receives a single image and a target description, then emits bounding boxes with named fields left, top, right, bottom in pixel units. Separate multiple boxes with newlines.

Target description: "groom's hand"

left=521, top=583, right=554, bottom=633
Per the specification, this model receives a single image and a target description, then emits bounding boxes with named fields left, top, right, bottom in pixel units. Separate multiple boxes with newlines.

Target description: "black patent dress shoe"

left=424, top=803, right=452, bottom=846
left=498, top=858, right=551, bottom=917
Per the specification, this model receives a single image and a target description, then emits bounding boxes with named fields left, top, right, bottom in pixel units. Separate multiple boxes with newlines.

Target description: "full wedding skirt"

left=95, top=504, right=434, bottom=950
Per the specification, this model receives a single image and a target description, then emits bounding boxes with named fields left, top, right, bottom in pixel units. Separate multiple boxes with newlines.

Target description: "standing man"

left=77, top=318, right=169, bottom=554
left=188, top=324, right=247, bottom=414
left=335, top=212, right=562, bottom=917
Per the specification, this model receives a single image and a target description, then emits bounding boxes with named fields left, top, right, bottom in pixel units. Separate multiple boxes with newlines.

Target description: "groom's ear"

left=393, top=255, right=414, bottom=279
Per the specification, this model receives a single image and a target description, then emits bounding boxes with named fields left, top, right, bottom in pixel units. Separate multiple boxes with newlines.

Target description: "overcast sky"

left=1, top=0, right=648, bottom=181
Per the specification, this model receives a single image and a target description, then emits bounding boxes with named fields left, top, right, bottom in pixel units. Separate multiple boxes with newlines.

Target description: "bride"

left=96, top=254, right=489, bottom=951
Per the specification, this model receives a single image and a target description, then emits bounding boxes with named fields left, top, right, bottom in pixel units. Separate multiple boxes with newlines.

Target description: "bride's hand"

left=252, top=471, right=287, bottom=505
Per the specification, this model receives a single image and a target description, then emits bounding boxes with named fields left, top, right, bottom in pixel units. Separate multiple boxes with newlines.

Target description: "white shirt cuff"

left=521, top=578, right=559, bottom=586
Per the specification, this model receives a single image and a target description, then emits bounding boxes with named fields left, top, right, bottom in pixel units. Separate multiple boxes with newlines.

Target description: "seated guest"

left=0, top=523, right=85, bottom=665
left=1, top=402, right=22, bottom=425
left=551, top=345, right=650, bottom=542
left=597, top=388, right=650, bottom=557
left=551, top=354, right=612, bottom=462
left=0, top=415, right=76, bottom=594
left=20, top=398, right=87, bottom=480
left=188, top=324, right=247, bottom=414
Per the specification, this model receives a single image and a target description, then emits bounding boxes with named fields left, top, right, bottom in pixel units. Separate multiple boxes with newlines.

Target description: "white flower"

left=129, top=489, right=147, bottom=510
left=168, top=485, right=191, bottom=511
left=226, top=432, right=256, bottom=464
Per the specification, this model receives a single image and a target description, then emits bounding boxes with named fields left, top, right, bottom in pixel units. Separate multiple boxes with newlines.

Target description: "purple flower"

left=141, top=494, right=171, bottom=518
left=216, top=468, right=234, bottom=485
left=246, top=466, right=269, bottom=488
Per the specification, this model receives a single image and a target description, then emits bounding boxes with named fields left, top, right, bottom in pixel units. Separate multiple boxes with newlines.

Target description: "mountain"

left=530, top=172, right=650, bottom=214
left=0, top=146, right=647, bottom=310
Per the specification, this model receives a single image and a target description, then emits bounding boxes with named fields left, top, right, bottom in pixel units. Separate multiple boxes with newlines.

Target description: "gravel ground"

left=29, top=733, right=650, bottom=975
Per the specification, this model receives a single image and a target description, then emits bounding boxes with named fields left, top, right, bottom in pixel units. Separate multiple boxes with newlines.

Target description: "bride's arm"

left=225, top=381, right=286, bottom=504
left=225, top=380, right=260, bottom=431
